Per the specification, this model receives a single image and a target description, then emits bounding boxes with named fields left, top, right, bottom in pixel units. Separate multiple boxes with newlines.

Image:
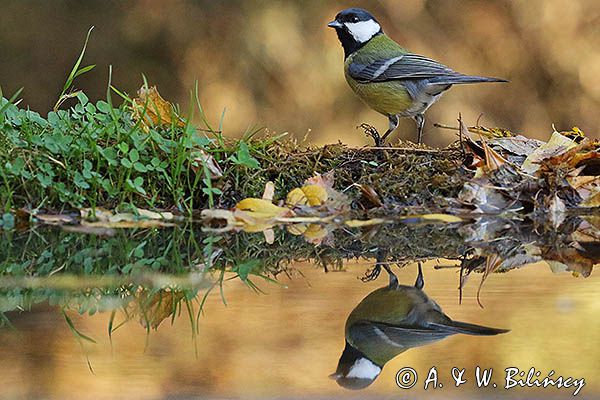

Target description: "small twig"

left=433, top=123, right=460, bottom=131
left=458, top=113, right=466, bottom=159
left=358, top=146, right=441, bottom=153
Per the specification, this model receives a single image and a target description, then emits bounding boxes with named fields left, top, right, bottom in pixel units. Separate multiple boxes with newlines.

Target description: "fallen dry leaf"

left=286, top=185, right=328, bottom=207
left=131, top=85, right=185, bottom=130
left=580, top=192, right=600, bottom=208
left=547, top=193, right=566, bottom=228
left=489, top=136, right=543, bottom=158
left=262, top=181, right=276, bottom=201
left=287, top=223, right=308, bottom=236
left=79, top=207, right=177, bottom=228
left=305, top=171, right=335, bottom=188
left=134, top=289, right=185, bottom=330
left=413, top=214, right=463, bottom=223
left=235, top=198, right=292, bottom=220
left=357, top=184, right=384, bottom=208
left=521, top=131, right=577, bottom=174
left=190, top=150, right=223, bottom=180
left=302, top=224, right=330, bottom=244
left=263, top=228, right=275, bottom=244
left=467, top=126, right=517, bottom=139
left=233, top=198, right=294, bottom=233
left=136, top=208, right=174, bottom=220
left=32, top=213, right=78, bottom=225
left=458, top=180, right=511, bottom=213
left=482, top=140, right=508, bottom=171
left=345, top=218, right=387, bottom=228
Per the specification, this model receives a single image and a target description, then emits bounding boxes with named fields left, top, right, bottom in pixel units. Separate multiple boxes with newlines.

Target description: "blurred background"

left=1, top=0, right=599, bottom=146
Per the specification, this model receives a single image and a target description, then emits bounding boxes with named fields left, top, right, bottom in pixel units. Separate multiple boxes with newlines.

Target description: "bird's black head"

left=328, top=8, right=383, bottom=58
left=329, top=341, right=381, bottom=390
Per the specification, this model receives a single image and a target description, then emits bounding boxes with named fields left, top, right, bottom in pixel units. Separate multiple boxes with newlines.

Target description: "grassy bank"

left=0, top=85, right=261, bottom=214
left=0, top=86, right=466, bottom=217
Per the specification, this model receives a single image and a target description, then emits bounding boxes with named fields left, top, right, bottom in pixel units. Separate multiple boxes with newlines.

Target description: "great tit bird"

left=330, top=264, right=508, bottom=390
left=328, top=8, right=507, bottom=146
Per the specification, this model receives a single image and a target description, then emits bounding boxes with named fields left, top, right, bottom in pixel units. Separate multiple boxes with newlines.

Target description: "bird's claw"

left=357, top=123, right=382, bottom=147
left=360, top=265, right=382, bottom=282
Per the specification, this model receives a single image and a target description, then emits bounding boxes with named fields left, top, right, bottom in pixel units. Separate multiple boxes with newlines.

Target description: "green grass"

left=0, top=84, right=266, bottom=214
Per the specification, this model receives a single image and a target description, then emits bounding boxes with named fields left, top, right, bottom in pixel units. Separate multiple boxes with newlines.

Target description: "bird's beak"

left=329, top=372, right=343, bottom=380
left=327, top=20, right=343, bottom=29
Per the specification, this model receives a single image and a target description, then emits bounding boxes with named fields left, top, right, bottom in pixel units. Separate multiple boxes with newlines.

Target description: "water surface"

left=1, top=220, right=598, bottom=399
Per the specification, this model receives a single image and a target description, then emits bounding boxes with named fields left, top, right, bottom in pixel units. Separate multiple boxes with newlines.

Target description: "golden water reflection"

left=1, top=261, right=599, bottom=399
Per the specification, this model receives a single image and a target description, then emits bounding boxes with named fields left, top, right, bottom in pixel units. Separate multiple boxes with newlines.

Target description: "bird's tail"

left=430, top=74, right=508, bottom=85
left=429, top=320, right=509, bottom=336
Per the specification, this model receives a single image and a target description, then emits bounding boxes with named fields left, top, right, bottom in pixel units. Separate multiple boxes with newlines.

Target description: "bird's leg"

left=414, top=262, right=424, bottom=289
left=376, top=247, right=398, bottom=289
left=414, top=114, right=425, bottom=144
left=383, top=264, right=399, bottom=289
left=379, top=115, right=399, bottom=146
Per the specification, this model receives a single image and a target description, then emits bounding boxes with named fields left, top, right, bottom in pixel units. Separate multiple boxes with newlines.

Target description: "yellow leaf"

left=234, top=198, right=293, bottom=233
left=345, top=218, right=387, bottom=228
left=287, top=223, right=308, bottom=235
left=235, top=198, right=291, bottom=219
left=470, top=126, right=516, bottom=138
left=561, top=127, right=586, bottom=142
left=417, top=214, right=463, bottom=223
left=135, top=289, right=185, bottom=330
left=302, top=224, right=329, bottom=242
left=302, top=185, right=328, bottom=206
left=286, top=185, right=328, bottom=207
left=131, top=85, right=184, bottom=130
left=286, top=188, right=308, bottom=207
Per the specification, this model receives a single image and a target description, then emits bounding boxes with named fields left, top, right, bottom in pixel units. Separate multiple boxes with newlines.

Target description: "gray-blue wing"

left=348, top=54, right=505, bottom=85
left=348, top=321, right=453, bottom=350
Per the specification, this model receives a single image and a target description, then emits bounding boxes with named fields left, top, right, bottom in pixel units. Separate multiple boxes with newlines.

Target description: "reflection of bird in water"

left=330, top=264, right=509, bottom=390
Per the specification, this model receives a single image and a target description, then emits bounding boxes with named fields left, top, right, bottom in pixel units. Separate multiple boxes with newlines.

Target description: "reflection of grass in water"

left=63, top=309, right=96, bottom=373
left=0, top=220, right=471, bottom=291
left=2, top=215, right=596, bottom=358
left=0, top=281, right=220, bottom=368
left=0, top=219, right=467, bottom=362
left=0, top=312, right=15, bottom=330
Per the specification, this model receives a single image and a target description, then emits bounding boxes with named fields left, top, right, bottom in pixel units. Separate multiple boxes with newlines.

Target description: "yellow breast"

left=344, top=63, right=413, bottom=117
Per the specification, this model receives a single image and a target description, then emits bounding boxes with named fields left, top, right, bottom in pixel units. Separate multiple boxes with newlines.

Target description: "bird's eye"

left=352, top=16, right=359, bottom=22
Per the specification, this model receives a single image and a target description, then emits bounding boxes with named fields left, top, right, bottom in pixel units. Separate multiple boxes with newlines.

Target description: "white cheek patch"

left=345, top=20, right=381, bottom=43
left=346, top=358, right=382, bottom=379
